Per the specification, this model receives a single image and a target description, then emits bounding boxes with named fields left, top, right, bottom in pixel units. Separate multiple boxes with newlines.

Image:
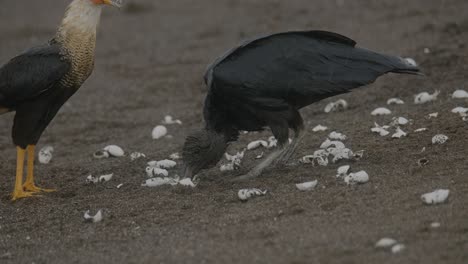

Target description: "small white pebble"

left=238, top=188, right=267, bottom=201
left=38, top=146, right=54, bottom=164
left=312, top=125, right=328, bottom=132
left=84, top=210, right=103, bottom=223
left=452, top=89, right=468, bottom=99
left=375, top=238, right=397, bottom=248
left=387, top=98, right=405, bottom=105
left=295, top=180, right=318, bottom=191
left=328, top=131, right=347, bottom=141
left=344, top=171, right=369, bottom=184
left=415, top=91, right=439, bottom=104
left=432, top=134, right=448, bottom=145
left=421, top=189, right=450, bottom=205
left=247, top=140, right=268, bottom=150
left=104, top=145, right=125, bottom=157
left=152, top=125, right=168, bottom=139
left=371, top=107, right=392, bottom=116
left=391, top=244, right=405, bottom=254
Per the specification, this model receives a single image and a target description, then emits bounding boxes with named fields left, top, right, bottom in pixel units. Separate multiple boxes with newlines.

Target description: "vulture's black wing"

left=206, top=30, right=420, bottom=110
left=0, top=43, right=70, bottom=108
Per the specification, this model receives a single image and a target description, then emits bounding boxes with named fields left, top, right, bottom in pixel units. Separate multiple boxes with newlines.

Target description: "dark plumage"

left=182, top=30, right=421, bottom=180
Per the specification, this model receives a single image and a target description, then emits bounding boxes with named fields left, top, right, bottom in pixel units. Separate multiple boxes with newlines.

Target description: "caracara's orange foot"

left=23, top=183, right=56, bottom=193
left=11, top=190, right=36, bottom=201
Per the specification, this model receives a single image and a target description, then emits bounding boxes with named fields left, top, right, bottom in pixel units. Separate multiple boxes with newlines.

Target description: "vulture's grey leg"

left=231, top=145, right=286, bottom=181
left=275, top=127, right=306, bottom=165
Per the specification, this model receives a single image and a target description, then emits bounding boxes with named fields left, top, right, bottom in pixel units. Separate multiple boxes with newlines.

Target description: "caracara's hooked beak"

left=103, top=0, right=123, bottom=8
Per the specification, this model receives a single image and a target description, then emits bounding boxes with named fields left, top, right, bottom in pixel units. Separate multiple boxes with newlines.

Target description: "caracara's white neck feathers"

left=57, top=0, right=102, bottom=39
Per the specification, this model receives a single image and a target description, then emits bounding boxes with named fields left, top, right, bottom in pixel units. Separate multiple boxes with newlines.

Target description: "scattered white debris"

left=104, top=145, right=125, bottom=157
left=391, top=117, right=409, bottom=126
left=371, top=122, right=390, bottom=136
left=220, top=163, right=235, bottom=171
left=353, top=150, right=365, bottom=160
left=152, top=125, right=168, bottom=139
left=178, top=178, right=197, bottom=187
left=405, top=57, right=417, bottom=66
left=130, top=152, right=146, bottom=161
left=430, top=222, right=441, bottom=228
left=427, top=112, right=439, bottom=119
left=392, top=127, right=407, bottom=139
left=329, top=131, right=347, bottom=141
left=99, top=173, right=113, bottom=183
left=452, top=90, right=468, bottom=99
left=150, top=159, right=177, bottom=169
left=86, top=175, right=99, bottom=184
left=320, top=139, right=346, bottom=149
left=344, top=171, right=369, bottom=185
left=145, top=167, right=169, bottom=177
left=336, top=165, right=350, bottom=178
left=375, top=238, right=397, bottom=248
left=312, top=125, right=328, bottom=132
left=256, top=152, right=264, bottom=159
left=238, top=188, right=267, bottom=201
left=162, top=115, right=182, bottom=125
left=221, top=151, right=245, bottom=171
left=414, top=91, right=439, bottom=104
left=421, top=189, right=450, bottom=205
left=38, top=146, right=54, bottom=164
left=116, top=183, right=124, bottom=189
left=169, top=152, right=181, bottom=160
left=371, top=107, right=392, bottom=116
left=295, top=180, right=318, bottom=191
left=267, top=136, right=278, bottom=148
left=142, top=177, right=178, bottom=187
left=414, top=128, right=428, bottom=133
left=451, top=107, right=468, bottom=114
left=391, top=244, right=406, bottom=254
left=84, top=210, right=103, bottom=223
left=432, top=134, right=448, bottom=145
left=324, top=99, right=348, bottom=113
left=387, top=98, right=405, bottom=105
left=300, top=154, right=328, bottom=166
left=247, top=140, right=268, bottom=150
left=93, top=150, right=110, bottom=159
left=329, top=147, right=354, bottom=163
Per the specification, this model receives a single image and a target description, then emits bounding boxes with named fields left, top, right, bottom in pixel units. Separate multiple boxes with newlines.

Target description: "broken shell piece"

left=432, top=134, right=448, bottom=145
left=421, top=189, right=450, bottom=205
left=417, top=158, right=429, bottom=166
left=415, top=91, right=439, bottom=104
left=130, top=152, right=146, bottom=161
left=344, top=171, right=369, bottom=184
left=324, top=99, right=348, bottom=113
left=38, top=146, right=54, bottom=164
left=414, top=128, right=428, bottom=133
left=93, top=150, right=110, bottom=159
left=329, top=148, right=353, bottom=163
left=238, top=188, right=267, bottom=201
left=371, top=107, right=391, bottom=116
left=116, top=183, right=124, bottom=189
left=320, top=139, right=345, bottom=149
left=387, top=98, right=405, bottom=105
left=162, top=115, right=182, bottom=125
left=152, top=125, right=168, bottom=139
left=104, top=145, right=125, bottom=157
left=352, top=150, right=365, bottom=160
left=86, top=175, right=99, bottom=184
left=169, top=152, right=181, bottom=160
left=391, top=117, right=409, bottom=126
left=375, top=238, right=397, bottom=248
left=451, top=107, right=468, bottom=114
left=427, top=112, right=439, bottom=119
left=391, top=244, right=405, bottom=254
left=371, top=122, right=390, bottom=136
left=405, top=57, right=417, bottom=66
left=267, top=136, right=278, bottom=148
left=84, top=210, right=103, bottom=223
left=256, top=152, right=264, bottom=159
left=328, top=131, right=347, bottom=141
left=392, top=127, right=407, bottom=138
left=224, top=151, right=244, bottom=170
left=99, top=173, right=113, bottom=183
left=295, top=180, right=318, bottom=191
left=247, top=140, right=268, bottom=150
left=312, top=125, right=328, bottom=132
left=145, top=167, right=169, bottom=177
left=452, top=89, right=468, bottom=99
left=220, top=163, right=235, bottom=171
left=430, top=222, right=441, bottom=228
left=178, top=178, right=197, bottom=187
left=155, top=159, right=177, bottom=169
left=142, top=177, right=178, bottom=187
left=336, top=165, right=350, bottom=178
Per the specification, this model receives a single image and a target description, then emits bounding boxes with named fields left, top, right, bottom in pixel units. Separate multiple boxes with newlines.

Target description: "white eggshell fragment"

left=93, top=150, right=110, bottom=159
left=432, top=134, right=448, bottom=145
left=430, top=222, right=441, bottom=228
left=414, top=128, right=428, bottom=133
left=371, top=122, right=390, bottom=136
left=414, top=91, right=439, bottom=104
left=142, top=177, right=178, bottom=187
left=267, top=136, right=278, bottom=148
left=220, top=163, right=235, bottom=171
left=130, top=152, right=146, bottom=161
left=169, top=152, right=181, bottom=160
left=375, top=238, right=397, bottom=248
left=103, top=145, right=125, bottom=157
left=452, top=89, right=468, bottom=99
left=178, top=178, right=197, bottom=187
left=328, top=131, right=347, bottom=141
left=329, top=148, right=354, bottom=163
left=312, top=125, right=328, bottom=132
left=451, top=107, right=468, bottom=114
left=247, top=140, right=268, bottom=150
left=320, top=139, right=345, bottom=149
left=99, top=173, right=113, bottom=183
left=145, top=167, right=169, bottom=177
left=38, top=146, right=54, bottom=164
left=391, top=244, right=406, bottom=254
left=392, top=127, right=407, bottom=138
left=336, top=165, right=350, bottom=178
left=116, top=183, right=124, bottom=189
left=86, top=175, right=99, bottom=184
left=295, top=180, right=318, bottom=191
left=387, top=98, right=405, bottom=105
left=223, top=151, right=244, bottom=171
left=152, top=125, right=168, bottom=139
left=155, top=159, right=177, bottom=169
left=238, top=188, right=267, bottom=201
left=427, top=112, right=439, bottom=119
left=324, top=99, right=348, bottom=113
left=371, top=107, right=392, bottom=116
left=344, top=171, right=369, bottom=184
left=391, top=117, right=409, bottom=126
left=162, top=115, right=182, bottom=125
left=421, top=189, right=450, bottom=205
left=84, top=210, right=103, bottom=223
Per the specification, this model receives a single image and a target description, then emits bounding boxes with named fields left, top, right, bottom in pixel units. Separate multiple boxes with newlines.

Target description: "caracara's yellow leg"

left=23, top=145, right=55, bottom=193
left=12, top=147, right=34, bottom=201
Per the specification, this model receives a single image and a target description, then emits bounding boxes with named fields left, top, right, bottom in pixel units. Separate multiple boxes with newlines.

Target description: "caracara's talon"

left=23, top=183, right=56, bottom=193
left=11, top=191, right=36, bottom=201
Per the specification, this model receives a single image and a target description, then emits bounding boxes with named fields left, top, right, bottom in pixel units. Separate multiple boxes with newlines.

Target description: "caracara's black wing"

left=205, top=30, right=420, bottom=110
left=0, top=43, right=70, bottom=109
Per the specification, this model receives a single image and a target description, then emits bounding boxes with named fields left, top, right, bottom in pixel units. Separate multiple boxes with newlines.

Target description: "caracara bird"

left=0, top=0, right=122, bottom=200
left=182, top=30, right=421, bottom=181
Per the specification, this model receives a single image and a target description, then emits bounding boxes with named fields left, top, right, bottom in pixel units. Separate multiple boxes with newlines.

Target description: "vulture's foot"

left=23, top=182, right=56, bottom=193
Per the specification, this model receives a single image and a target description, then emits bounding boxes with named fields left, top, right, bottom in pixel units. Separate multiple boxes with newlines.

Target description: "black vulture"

left=182, top=30, right=421, bottom=181
left=0, top=0, right=122, bottom=201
